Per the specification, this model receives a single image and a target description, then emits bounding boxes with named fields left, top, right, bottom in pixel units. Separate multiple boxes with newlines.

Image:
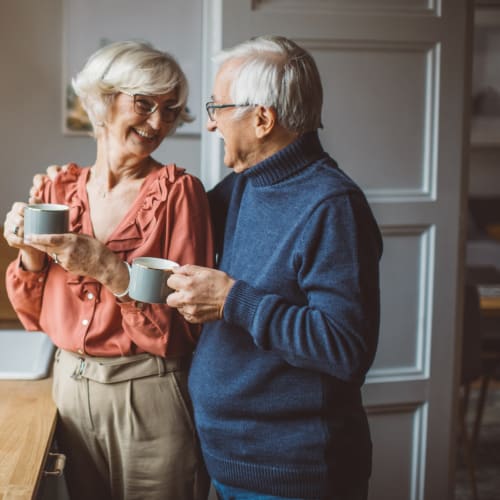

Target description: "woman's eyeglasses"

left=123, top=92, right=179, bottom=123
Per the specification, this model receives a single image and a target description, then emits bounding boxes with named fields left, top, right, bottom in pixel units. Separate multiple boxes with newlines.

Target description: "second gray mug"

left=128, top=257, right=180, bottom=304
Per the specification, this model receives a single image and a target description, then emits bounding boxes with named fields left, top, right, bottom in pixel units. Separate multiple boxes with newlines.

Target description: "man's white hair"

left=215, top=35, right=323, bottom=133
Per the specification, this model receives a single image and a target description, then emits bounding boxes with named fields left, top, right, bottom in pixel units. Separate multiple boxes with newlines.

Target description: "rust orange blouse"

left=6, top=163, right=214, bottom=358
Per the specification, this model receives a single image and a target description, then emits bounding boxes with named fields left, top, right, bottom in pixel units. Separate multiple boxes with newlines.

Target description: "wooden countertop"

left=0, top=376, right=57, bottom=500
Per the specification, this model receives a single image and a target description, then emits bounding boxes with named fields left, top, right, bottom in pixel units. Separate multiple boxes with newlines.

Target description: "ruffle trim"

left=35, top=162, right=186, bottom=300
left=110, top=163, right=186, bottom=253
left=41, top=162, right=186, bottom=252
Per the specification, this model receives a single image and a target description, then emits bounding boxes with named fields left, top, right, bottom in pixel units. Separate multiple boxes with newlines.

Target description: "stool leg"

left=458, top=388, right=480, bottom=500
left=463, top=383, right=471, bottom=416
left=473, top=374, right=491, bottom=448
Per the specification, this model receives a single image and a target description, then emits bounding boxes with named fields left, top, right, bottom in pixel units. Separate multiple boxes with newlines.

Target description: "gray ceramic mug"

left=128, top=257, right=180, bottom=304
left=24, top=203, right=70, bottom=240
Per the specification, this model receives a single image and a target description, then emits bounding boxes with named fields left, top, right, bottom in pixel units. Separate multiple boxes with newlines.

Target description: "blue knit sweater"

left=188, top=132, right=383, bottom=498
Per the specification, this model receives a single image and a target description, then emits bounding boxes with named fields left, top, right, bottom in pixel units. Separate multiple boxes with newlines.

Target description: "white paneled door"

left=201, top=2, right=471, bottom=499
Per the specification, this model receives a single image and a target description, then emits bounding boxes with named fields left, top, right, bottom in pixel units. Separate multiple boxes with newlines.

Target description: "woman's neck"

left=92, top=150, right=158, bottom=189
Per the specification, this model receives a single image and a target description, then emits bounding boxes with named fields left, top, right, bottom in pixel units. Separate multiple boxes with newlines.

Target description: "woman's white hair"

left=72, top=40, right=193, bottom=136
left=215, top=35, right=323, bottom=133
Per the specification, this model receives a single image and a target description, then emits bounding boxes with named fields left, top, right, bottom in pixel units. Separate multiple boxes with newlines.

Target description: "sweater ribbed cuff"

left=224, top=280, right=262, bottom=331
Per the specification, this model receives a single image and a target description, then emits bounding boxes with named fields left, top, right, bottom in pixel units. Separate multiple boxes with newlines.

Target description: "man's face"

left=207, top=60, right=260, bottom=173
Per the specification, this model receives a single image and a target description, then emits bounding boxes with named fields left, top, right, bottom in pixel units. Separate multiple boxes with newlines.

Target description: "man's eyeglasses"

left=205, top=101, right=254, bottom=121
left=123, top=92, right=179, bottom=123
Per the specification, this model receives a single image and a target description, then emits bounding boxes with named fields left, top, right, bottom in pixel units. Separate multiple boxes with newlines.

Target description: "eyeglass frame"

left=205, top=100, right=255, bottom=121
left=121, top=91, right=180, bottom=123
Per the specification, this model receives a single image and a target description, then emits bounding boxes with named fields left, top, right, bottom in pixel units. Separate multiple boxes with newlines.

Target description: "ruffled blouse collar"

left=57, top=163, right=184, bottom=254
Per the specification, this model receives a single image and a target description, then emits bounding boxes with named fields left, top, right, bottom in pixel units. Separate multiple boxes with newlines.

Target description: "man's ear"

left=254, top=106, right=277, bottom=139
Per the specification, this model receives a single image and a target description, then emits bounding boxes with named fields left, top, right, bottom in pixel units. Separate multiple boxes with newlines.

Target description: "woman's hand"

left=166, top=265, right=235, bottom=323
left=29, top=164, right=68, bottom=203
left=26, top=232, right=129, bottom=294
left=8, top=164, right=128, bottom=293
left=4, top=202, right=28, bottom=250
left=3, top=202, right=46, bottom=271
left=2, top=164, right=70, bottom=271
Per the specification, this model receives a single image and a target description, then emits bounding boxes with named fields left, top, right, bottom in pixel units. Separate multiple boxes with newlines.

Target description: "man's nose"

left=206, top=117, right=217, bottom=132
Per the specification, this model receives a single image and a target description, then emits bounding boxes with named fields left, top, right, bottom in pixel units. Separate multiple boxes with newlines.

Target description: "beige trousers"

left=52, top=349, right=209, bottom=500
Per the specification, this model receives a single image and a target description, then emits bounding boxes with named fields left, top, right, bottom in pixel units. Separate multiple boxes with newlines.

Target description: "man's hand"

left=167, top=265, right=235, bottom=323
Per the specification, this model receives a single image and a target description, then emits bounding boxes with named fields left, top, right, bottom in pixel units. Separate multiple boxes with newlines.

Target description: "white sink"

left=0, top=330, right=55, bottom=380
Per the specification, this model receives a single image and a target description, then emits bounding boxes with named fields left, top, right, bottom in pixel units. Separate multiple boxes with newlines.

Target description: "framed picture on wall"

left=62, top=0, right=202, bottom=136
left=471, top=6, right=500, bottom=146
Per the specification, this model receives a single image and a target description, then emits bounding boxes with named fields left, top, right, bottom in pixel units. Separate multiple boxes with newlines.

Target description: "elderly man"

left=167, top=35, right=383, bottom=500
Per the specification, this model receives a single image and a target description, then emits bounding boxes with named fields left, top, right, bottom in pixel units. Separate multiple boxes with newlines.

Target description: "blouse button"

left=87, top=292, right=94, bottom=300
left=82, top=319, right=89, bottom=326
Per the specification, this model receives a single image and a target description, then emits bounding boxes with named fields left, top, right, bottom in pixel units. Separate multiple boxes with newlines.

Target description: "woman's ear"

left=254, top=106, right=277, bottom=139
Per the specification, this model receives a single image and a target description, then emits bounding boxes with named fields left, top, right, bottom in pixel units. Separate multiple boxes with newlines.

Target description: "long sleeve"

left=5, top=255, right=47, bottom=331
left=223, top=192, right=381, bottom=383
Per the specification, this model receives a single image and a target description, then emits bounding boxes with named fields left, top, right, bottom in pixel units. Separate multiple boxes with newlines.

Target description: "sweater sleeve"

left=223, top=192, right=382, bottom=383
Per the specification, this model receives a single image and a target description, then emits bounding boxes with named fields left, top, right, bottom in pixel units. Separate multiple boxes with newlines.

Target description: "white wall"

left=0, top=0, right=202, bottom=219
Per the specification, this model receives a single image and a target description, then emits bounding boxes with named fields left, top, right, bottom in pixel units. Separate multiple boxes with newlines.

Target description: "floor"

left=455, top=384, right=500, bottom=500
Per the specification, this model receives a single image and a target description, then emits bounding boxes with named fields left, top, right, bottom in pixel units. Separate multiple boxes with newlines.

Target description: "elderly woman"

left=3, top=41, right=213, bottom=500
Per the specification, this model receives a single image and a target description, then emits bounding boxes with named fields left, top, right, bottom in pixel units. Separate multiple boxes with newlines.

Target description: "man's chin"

left=223, top=152, right=249, bottom=173
left=231, top=163, right=250, bottom=174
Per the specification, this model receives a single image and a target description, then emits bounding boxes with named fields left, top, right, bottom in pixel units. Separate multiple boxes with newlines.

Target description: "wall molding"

left=367, top=224, right=435, bottom=382
left=251, top=0, right=441, bottom=17
left=299, top=38, right=441, bottom=203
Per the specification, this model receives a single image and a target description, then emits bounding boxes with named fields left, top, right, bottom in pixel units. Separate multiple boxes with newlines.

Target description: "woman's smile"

left=131, top=126, right=158, bottom=142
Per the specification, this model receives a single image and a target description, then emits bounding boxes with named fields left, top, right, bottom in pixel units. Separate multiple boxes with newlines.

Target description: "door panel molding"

left=370, top=225, right=434, bottom=380
left=251, top=0, right=441, bottom=17
left=367, top=403, right=428, bottom=500
left=300, top=38, right=441, bottom=200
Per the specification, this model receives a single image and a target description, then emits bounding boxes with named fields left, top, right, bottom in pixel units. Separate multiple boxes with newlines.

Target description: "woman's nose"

left=147, top=108, right=163, bottom=128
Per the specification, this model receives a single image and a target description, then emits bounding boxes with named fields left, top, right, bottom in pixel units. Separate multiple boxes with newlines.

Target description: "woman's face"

left=102, top=90, right=179, bottom=160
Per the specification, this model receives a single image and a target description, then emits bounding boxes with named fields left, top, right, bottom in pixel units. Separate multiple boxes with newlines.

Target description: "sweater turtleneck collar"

left=242, top=131, right=326, bottom=187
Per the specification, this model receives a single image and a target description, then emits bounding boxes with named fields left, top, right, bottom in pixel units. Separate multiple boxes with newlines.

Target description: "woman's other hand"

left=26, top=232, right=128, bottom=294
